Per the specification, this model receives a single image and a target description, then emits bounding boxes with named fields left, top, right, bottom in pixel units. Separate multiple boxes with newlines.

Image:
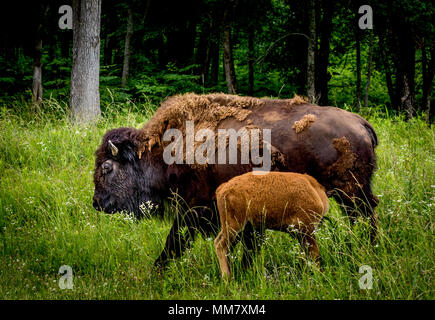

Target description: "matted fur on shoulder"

left=137, top=93, right=308, bottom=159
left=139, top=93, right=264, bottom=151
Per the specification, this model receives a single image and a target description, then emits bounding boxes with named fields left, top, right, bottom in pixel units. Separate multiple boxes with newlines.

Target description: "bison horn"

left=108, top=140, right=118, bottom=156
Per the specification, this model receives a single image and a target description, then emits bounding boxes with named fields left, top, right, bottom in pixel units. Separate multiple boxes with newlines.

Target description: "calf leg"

left=240, top=222, right=265, bottom=269
left=214, top=227, right=240, bottom=280
left=296, top=232, right=320, bottom=268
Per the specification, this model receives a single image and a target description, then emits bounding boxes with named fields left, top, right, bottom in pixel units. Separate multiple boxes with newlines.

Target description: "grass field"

left=0, top=99, right=434, bottom=299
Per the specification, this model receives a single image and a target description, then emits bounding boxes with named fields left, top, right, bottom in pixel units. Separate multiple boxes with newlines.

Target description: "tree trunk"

left=143, top=0, right=151, bottom=22
left=121, top=6, right=134, bottom=87
left=134, top=0, right=151, bottom=59
left=399, top=74, right=413, bottom=119
left=70, top=0, right=102, bottom=123
left=32, top=34, right=43, bottom=109
left=385, top=68, right=394, bottom=109
left=315, top=1, right=334, bottom=106
left=222, top=12, right=237, bottom=94
left=196, top=19, right=212, bottom=86
left=364, top=31, right=374, bottom=109
left=102, top=0, right=117, bottom=66
left=103, top=33, right=112, bottom=65
left=422, top=45, right=434, bottom=124
left=390, top=13, right=416, bottom=119
left=398, top=41, right=415, bottom=120
left=355, top=28, right=361, bottom=111
left=248, top=27, right=254, bottom=96
left=31, top=4, right=48, bottom=109
left=210, top=32, right=220, bottom=86
left=378, top=31, right=396, bottom=110
left=60, top=26, right=72, bottom=58
left=167, top=19, right=197, bottom=67
left=306, top=0, right=316, bottom=103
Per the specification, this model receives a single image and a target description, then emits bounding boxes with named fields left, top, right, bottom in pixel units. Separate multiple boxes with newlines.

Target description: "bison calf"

left=214, top=172, right=329, bottom=279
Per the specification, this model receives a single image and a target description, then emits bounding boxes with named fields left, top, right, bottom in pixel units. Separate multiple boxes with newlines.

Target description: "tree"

left=355, top=9, right=362, bottom=111
left=364, top=31, right=374, bottom=109
left=393, top=18, right=416, bottom=120
left=248, top=26, right=255, bottom=96
left=210, top=29, right=221, bottom=86
left=422, top=45, right=434, bottom=124
left=102, top=0, right=118, bottom=66
left=374, top=0, right=428, bottom=119
left=70, top=0, right=102, bottom=123
left=306, top=0, right=316, bottom=103
left=121, top=5, right=134, bottom=87
left=195, top=16, right=213, bottom=86
left=31, top=3, right=49, bottom=109
left=314, top=0, right=335, bottom=106
left=222, top=0, right=238, bottom=94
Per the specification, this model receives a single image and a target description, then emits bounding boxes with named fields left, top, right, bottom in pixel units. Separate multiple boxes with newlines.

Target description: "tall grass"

left=0, top=99, right=433, bottom=299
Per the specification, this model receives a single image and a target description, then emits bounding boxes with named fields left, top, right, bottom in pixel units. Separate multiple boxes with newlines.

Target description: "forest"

left=0, top=0, right=433, bottom=121
left=0, top=0, right=434, bottom=300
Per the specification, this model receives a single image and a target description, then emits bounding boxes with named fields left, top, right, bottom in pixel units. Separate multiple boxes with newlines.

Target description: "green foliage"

left=129, top=65, right=206, bottom=103
left=1, top=0, right=432, bottom=122
left=0, top=0, right=433, bottom=300
left=0, top=101, right=434, bottom=299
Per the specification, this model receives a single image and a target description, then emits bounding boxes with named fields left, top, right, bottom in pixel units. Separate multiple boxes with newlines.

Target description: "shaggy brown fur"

left=215, top=172, right=329, bottom=279
left=329, top=137, right=357, bottom=176
left=286, top=95, right=308, bottom=105
left=139, top=93, right=307, bottom=159
left=292, top=114, right=317, bottom=133
left=140, top=93, right=262, bottom=149
left=324, top=136, right=360, bottom=200
left=262, top=111, right=283, bottom=122
left=93, top=92, right=379, bottom=270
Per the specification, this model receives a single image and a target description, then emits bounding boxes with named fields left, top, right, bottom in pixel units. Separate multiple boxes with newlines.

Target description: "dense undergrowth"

left=0, top=99, right=433, bottom=299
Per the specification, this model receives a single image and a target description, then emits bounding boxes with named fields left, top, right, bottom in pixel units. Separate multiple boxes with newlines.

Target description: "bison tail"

left=363, top=122, right=378, bottom=149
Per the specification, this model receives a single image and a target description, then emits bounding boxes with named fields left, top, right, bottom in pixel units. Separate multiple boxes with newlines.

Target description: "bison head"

left=92, top=127, right=165, bottom=218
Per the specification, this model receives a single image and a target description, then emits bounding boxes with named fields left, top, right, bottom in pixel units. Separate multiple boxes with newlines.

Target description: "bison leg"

left=153, top=213, right=197, bottom=270
left=333, top=185, right=379, bottom=243
left=240, top=222, right=265, bottom=270
left=197, top=206, right=221, bottom=237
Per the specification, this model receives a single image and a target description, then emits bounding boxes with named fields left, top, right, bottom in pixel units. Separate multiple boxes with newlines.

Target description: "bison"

left=92, top=93, right=379, bottom=269
left=215, top=171, right=329, bottom=279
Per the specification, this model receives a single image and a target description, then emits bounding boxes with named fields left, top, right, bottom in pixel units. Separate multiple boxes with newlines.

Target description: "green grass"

left=0, top=99, right=434, bottom=299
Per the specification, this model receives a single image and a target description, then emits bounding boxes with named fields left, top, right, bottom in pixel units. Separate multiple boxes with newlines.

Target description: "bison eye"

left=102, top=160, right=113, bottom=175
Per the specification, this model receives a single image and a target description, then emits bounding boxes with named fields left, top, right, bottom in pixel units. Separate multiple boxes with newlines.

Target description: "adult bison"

left=93, top=93, right=379, bottom=269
